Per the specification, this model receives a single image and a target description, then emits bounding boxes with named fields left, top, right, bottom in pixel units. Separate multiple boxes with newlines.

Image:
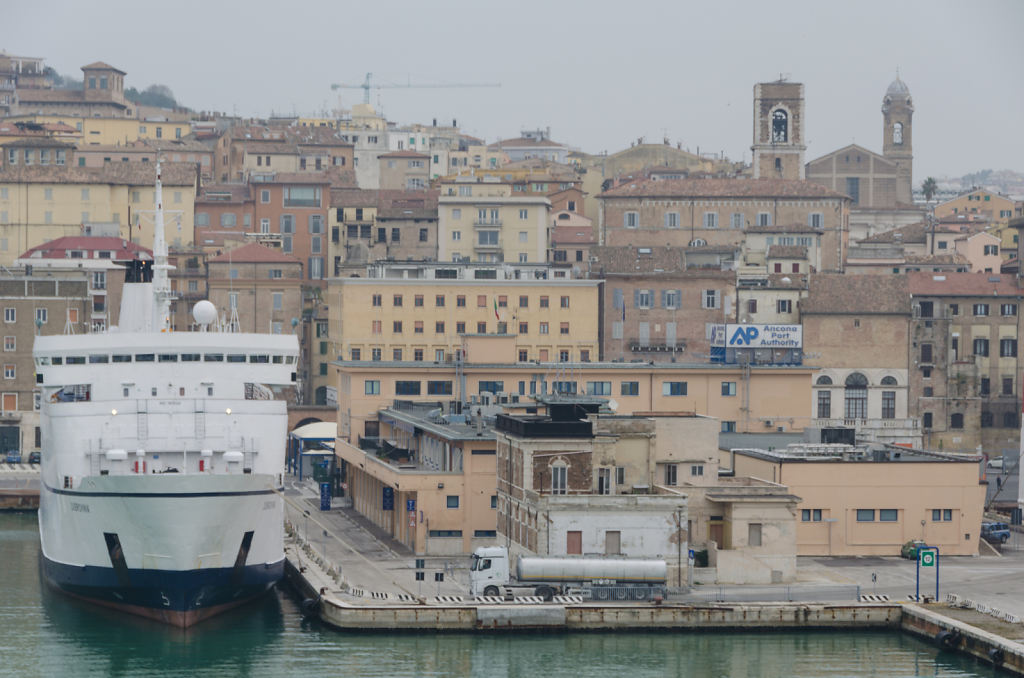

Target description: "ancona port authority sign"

left=724, top=324, right=802, bottom=348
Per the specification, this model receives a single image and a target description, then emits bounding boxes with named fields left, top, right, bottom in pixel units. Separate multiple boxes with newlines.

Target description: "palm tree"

left=921, top=177, right=938, bottom=203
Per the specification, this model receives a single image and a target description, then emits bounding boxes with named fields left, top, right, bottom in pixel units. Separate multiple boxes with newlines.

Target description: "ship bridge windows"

left=88, top=355, right=109, bottom=364
left=226, top=354, right=246, bottom=363
left=272, top=355, right=284, bottom=364
left=181, top=353, right=200, bottom=362
left=135, top=354, right=155, bottom=362
left=51, top=357, right=63, bottom=365
left=50, top=385, right=90, bottom=402
left=112, top=354, right=131, bottom=363
left=249, top=354, right=270, bottom=363
left=66, top=356, right=85, bottom=365
left=204, top=353, right=224, bottom=362
left=158, top=354, right=178, bottom=362
left=285, top=356, right=296, bottom=365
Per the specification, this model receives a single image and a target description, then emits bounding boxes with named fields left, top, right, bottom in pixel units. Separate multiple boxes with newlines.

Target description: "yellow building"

left=935, top=188, right=1017, bottom=252
left=4, top=114, right=192, bottom=147
left=0, top=162, right=197, bottom=266
left=328, top=274, right=600, bottom=367
left=334, top=334, right=815, bottom=444
left=729, top=445, right=985, bottom=557
left=336, top=400, right=498, bottom=555
left=437, top=176, right=550, bottom=263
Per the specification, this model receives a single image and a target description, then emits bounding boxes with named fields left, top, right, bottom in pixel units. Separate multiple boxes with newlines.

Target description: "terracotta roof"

left=590, top=245, right=734, bottom=277
left=859, top=221, right=985, bottom=245
left=19, top=236, right=151, bottom=261
left=550, top=225, right=595, bottom=245
left=598, top=177, right=848, bottom=200
left=0, top=162, right=197, bottom=186
left=196, top=184, right=251, bottom=204
left=81, top=61, right=126, bottom=74
left=767, top=245, right=808, bottom=259
left=0, top=137, right=74, bottom=149
left=15, top=89, right=88, bottom=104
left=907, top=271, right=1022, bottom=297
left=257, top=172, right=330, bottom=185
left=207, top=242, right=302, bottom=265
left=801, top=273, right=910, bottom=314
left=330, top=187, right=378, bottom=208
left=379, top=150, right=429, bottom=159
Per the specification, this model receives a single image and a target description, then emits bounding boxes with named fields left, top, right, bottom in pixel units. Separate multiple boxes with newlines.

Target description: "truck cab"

left=469, top=546, right=511, bottom=597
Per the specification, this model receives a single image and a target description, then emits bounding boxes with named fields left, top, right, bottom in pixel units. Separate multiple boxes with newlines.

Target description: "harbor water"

left=0, top=513, right=996, bottom=677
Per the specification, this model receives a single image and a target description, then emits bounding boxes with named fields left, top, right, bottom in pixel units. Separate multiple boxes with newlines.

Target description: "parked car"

left=28, top=451, right=40, bottom=465
left=5, top=450, right=21, bottom=464
left=982, top=522, right=1011, bottom=545
left=987, top=457, right=1004, bottom=470
left=901, top=539, right=928, bottom=559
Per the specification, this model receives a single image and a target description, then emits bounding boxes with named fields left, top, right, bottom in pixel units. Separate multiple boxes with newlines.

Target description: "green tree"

left=921, top=177, right=938, bottom=203
left=125, top=84, right=180, bottom=109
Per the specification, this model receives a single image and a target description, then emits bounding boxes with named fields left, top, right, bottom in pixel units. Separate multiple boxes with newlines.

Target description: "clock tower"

left=751, top=79, right=806, bottom=181
left=882, top=77, right=914, bottom=206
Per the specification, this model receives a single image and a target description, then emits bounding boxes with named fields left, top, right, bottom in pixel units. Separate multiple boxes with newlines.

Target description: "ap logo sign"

left=729, top=326, right=760, bottom=346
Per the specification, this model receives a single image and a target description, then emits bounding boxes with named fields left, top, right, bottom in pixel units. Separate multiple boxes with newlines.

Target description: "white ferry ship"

left=34, top=163, right=299, bottom=627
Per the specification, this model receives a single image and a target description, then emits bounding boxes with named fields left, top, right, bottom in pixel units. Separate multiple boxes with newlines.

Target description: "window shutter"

left=613, top=288, right=623, bottom=309
left=714, top=290, right=722, bottom=309
left=634, top=289, right=641, bottom=308
left=660, top=290, right=667, bottom=308
left=675, top=289, right=682, bottom=308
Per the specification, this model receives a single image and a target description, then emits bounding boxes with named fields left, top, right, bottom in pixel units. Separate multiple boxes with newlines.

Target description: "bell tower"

left=751, top=79, right=805, bottom=181
left=882, top=76, right=914, bottom=205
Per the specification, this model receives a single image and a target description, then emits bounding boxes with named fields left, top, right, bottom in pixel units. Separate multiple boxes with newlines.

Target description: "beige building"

left=7, top=114, right=191, bottom=147
left=729, top=444, right=985, bottom=557
left=335, top=400, right=499, bottom=555
left=328, top=272, right=601, bottom=366
left=597, top=177, right=850, bottom=273
left=802, top=274, right=919, bottom=446
left=0, top=162, right=198, bottom=266
left=334, top=334, right=815, bottom=444
left=496, top=403, right=798, bottom=584
left=378, top=151, right=429, bottom=191
left=437, top=176, right=550, bottom=263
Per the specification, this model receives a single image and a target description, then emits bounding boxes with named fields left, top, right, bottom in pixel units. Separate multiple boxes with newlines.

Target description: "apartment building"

left=802, top=274, right=918, bottom=446
left=327, top=271, right=601, bottom=367
left=378, top=151, right=429, bottom=191
left=591, top=245, right=735, bottom=361
left=213, top=125, right=353, bottom=183
left=194, top=173, right=330, bottom=284
left=0, top=275, right=91, bottom=455
left=729, top=444, right=984, bottom=557
left=333, top=334, right=814, bottom=444
left=597, top=177, right=850, bottom=272
left=335, top=400, right=498, bottom=555
left=8, top=114, right=191, bottom=147
left=330, top=189, right=438, bottom=268
left=907, top=272, right=1023, bottom=454
left=437, top=176, right=550, bottom=264
left=0, top=162, right=198, bottom=267
left=73, top=137, right=213, bottom=179
left=16, top=233, right=150, bottom=331
left=13, top=62, right=135, bottom=118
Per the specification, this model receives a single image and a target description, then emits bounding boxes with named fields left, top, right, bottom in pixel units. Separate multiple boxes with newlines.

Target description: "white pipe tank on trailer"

left=515, top=556, right=667, bottom=584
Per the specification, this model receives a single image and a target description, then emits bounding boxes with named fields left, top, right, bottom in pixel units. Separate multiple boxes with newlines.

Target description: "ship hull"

left=41, top=555, right=283, bottom=628
left=38, top=475, right=286, bottom=628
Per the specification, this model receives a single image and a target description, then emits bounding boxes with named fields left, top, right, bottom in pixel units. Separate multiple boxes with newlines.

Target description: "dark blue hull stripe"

left=42, top=483, right=282, bottom=498
left=42, top=554, right=284, bottom=613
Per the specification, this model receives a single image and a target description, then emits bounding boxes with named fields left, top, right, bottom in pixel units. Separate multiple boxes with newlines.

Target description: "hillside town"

left=2, top=50, right=1022, bottom=589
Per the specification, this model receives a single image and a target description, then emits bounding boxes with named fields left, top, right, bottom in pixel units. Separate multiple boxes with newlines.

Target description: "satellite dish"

left=607, top=399, right=619, bottom=412
left=781, top=276, right=792, bottom=284
left=192, top=300, right=217, bottom=326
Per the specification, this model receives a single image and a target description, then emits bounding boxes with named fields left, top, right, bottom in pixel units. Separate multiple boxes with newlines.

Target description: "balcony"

left=473, top=220, right=503, bottom=227
left=474, top=239, right=503, bottom=251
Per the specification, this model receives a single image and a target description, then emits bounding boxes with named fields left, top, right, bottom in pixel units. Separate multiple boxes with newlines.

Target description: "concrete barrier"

left=901, top=604, right=1024, bottom=676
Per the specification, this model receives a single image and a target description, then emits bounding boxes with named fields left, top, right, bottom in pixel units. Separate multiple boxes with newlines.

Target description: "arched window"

left=880, top=376, right=898, bottom=386
left=950, top=413, right=964, bottom=430
left=816, top=375, right=833, bottom=385
left=772, top=110, right=788, bottom=143
left=893, top=122, right=903, bottom=145
left=844, top=372, right=868, bottom=419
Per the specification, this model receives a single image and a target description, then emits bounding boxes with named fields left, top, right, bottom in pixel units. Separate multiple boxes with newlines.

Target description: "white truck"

left=469, top=545, right=668, bottom=601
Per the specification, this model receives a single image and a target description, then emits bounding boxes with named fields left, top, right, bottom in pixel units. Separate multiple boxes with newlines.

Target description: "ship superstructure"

left=35, top=162, right=299, bottom=626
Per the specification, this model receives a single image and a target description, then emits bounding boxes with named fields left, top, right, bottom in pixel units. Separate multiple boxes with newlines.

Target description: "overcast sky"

left=7, top=0, right=1023, bottom=179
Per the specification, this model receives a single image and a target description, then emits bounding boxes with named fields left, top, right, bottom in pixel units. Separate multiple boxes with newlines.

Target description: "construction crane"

left=331, top=72, right=501, bottom=105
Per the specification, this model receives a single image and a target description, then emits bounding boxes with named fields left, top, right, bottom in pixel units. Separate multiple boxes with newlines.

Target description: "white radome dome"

left=192, top=300, right=217, bottom=326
